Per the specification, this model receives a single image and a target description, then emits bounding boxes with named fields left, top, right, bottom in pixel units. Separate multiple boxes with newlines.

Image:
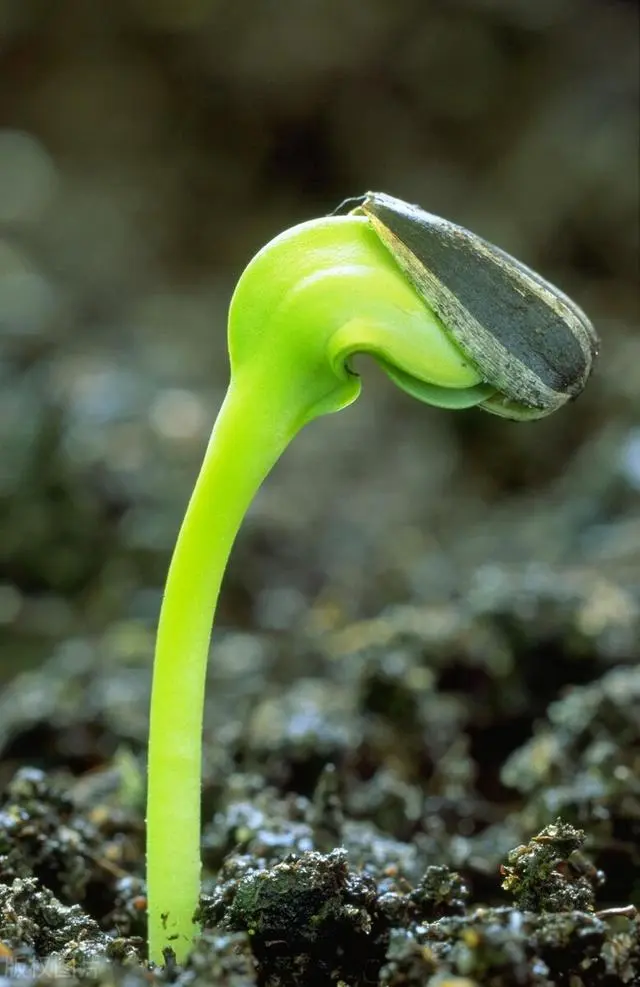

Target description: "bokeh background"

left=1, top=0, right=638, bottom=679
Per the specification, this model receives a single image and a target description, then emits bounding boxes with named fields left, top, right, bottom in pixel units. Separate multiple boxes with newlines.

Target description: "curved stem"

left=146, top=214, right=485, bottom=965
left=146, top=376, right=296, bottom=963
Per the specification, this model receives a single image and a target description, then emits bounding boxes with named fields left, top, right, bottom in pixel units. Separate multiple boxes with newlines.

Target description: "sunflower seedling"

left=146, top=192, right=597, bottom=963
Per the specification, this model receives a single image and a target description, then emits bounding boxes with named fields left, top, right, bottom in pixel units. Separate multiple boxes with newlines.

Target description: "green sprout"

left=145, top=192, right=598, bottom=963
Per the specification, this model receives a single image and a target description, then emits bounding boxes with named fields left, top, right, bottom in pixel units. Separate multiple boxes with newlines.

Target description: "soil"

left=1, top=563, right=639, bottom=985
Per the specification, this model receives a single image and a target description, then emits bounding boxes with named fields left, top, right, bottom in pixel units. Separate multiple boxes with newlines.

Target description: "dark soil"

left=1, top=566, right=639, bottom=985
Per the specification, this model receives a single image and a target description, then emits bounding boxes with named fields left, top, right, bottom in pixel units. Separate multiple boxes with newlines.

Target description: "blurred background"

left=0, top=0, right=638, bottom=680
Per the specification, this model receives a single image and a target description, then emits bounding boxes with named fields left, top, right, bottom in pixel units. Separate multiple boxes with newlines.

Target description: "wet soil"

left=1, top=565, right=639, bottom=986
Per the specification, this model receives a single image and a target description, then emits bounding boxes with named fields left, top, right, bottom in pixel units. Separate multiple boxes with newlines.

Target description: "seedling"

left=146, top=192, right=597, bottom=962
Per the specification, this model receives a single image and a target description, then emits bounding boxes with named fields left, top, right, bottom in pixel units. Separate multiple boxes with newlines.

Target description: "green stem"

left=146, top=375, right=296, bottom=963
left=145, top=214, right=486, bottom=965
